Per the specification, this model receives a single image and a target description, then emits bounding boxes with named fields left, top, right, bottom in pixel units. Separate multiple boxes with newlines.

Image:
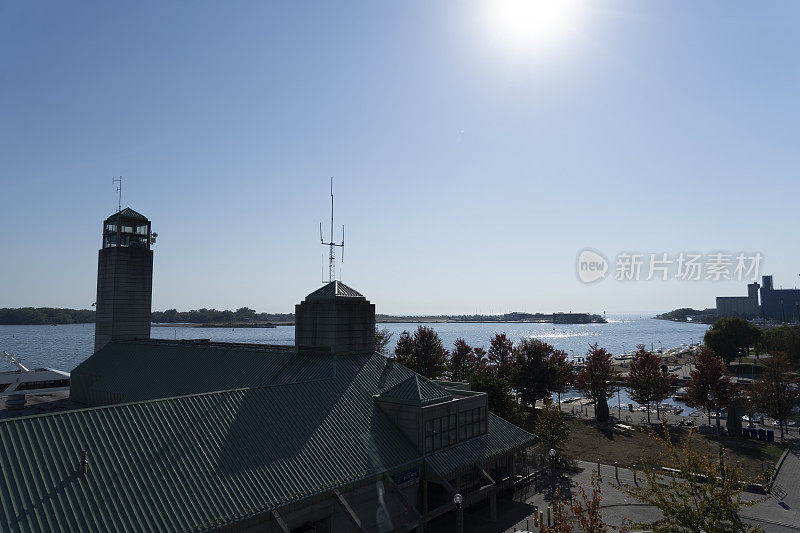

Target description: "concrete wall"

left=95, top=247, right=153, bottom=352
left=295, top=299, right=375, bottom=354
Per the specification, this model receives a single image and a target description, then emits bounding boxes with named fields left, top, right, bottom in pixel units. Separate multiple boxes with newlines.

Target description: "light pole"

left=549, top=447, right=557, bottom=500
left=707, top=385, right=720, bottom=436
left=621, top=343, right=626, bottom=355
left=454, top=493, right=463, bottom=533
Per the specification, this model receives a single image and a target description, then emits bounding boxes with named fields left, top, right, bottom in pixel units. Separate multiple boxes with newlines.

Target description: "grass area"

left=525, top=414, right=786, bottom=480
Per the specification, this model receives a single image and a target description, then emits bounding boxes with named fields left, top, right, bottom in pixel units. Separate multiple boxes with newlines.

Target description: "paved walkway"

left=501, top=456, right=800, bottom=532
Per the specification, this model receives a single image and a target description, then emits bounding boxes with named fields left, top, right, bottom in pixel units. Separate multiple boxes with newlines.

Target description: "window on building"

left=135, top=225, right=148, bottom=235
left=105, top=224, right=117, bottom=232
left=433, top=417, right=442, bottom=449
left=121, top=226, right=133, bottom=234
left=424, top=420, right=433, bottom=453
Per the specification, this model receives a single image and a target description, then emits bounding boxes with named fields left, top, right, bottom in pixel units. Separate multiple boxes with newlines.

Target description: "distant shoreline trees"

left=0, top=308, right=96, bottom=325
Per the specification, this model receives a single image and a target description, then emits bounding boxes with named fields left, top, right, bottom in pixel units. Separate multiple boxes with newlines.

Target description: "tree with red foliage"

left=626, top=345, right=674, bottom=424
left=487, top=333, right=514, bottom=379
left=447, top=338, right=484, bottom=382
left=686, top=348, right=732, bottom=428
left=575, top=344, right=618, bottom=422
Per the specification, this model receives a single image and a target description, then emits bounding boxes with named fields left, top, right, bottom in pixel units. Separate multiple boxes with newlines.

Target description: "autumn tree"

left=549, top=472, right=617, bottom=533
left=621, top=424, right=765, bottom=532
left=512, top=338, right=558, bottom=408
left=703, top=316, right=761, bottom=364
left=447, top=338, right=483, bottom=382
left=487, top=333, right=514, bottom=379
left=686, top=348, right=733, bottom=429
left=626, top=345, right=674, bottom=424
left=750, top=353, right=800, bottom=439
left=575, top=344, right=618, bottom=422
left=393, top=326, right=449, bottom=379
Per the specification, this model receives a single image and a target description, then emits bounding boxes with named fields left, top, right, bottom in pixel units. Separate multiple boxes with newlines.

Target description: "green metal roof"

left=104, top=207, right=148, bottom=222
left=424, top=413, right=536, bottom=479
left=0, top=354, right=422, bottom=532
left=71, top=340, right=333, bottom=406
left=377, top=375, right=452, bottom=406
left=2, top=348, right=535, bottom=532
left=304, top=280, right=365, bottom=300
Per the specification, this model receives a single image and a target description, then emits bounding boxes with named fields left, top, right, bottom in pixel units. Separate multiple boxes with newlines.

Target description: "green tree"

left=750, top=353, right=799, bottom=440
left=627, top=345, right=675, bottom=424
left=469, top=371, right=523, bottom=425
left=762, top=325, right=800, bottom=367
left=621, top=424, right=764, bottom=532
left=534, top=398, right=570, bottom=452
left=393, top=326, right=449, bottom=379
left=512, top=338, right=558, bottom=408
left=575, top=344, right=617, bottom=422
left=550, top=349, right=574, bottom=406
left=487, top=333, right=514, bottom=379
left=374, top=327, right=393, bottom=357
left=703, top=317, right=761, bottom=364
left=686, top=348, right=733, bottom=429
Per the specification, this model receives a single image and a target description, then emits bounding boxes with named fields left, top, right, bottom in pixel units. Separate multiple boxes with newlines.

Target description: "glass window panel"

left=425, top=420, right=433, bottom=437
left=135, top=225, right=148, bottom=235
left=449, top=428, right=457, bottom=443
left=121, top=226, right=133, bottom=234
left=449, top=414, right=456, bottom=429
left=425, top=436, right=432, bottom=453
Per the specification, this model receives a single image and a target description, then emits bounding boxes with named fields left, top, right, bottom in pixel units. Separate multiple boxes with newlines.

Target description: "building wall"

left=761, top=288, right=800, bottom=322
left=94, top=247, right=153, bottom=352
left=295, top=299, right=375, bottom=354
left=716, top=296, right=759, bottom=318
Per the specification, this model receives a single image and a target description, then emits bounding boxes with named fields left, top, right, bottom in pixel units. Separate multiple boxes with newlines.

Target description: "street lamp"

left=621, top=344, right=626, bottom=355
left=707, top=385, right=716, bottom=433
left=550, top=447, right=557, bottom=499
left=453, top=493, right=463, bottom=533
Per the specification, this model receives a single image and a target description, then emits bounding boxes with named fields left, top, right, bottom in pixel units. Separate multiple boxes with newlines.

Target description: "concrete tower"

left=94, top=208, right=154, bottom=353
left=295, top=281, right=375, bottom=354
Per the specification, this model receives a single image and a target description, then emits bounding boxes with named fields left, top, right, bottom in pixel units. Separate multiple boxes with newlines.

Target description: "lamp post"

left=707, top=385, right=716, bottom=434
left=549, top=446, right=557, bottom=500
left=454, top=493, right=463, bottom=533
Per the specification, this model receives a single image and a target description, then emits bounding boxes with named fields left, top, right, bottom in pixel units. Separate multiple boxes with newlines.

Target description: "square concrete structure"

left=295, top=280, right=375, bottom=354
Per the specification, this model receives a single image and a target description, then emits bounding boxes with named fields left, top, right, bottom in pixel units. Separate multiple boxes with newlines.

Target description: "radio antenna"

left=112, top=176, right=123, bottom=212
left=320, top=177, right=344, bottom=283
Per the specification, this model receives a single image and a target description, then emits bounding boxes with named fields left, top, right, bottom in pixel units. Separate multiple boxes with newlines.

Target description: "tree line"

left=382, top=316, right=800, bottom=440
left=0, top=308, right=96, bottom=325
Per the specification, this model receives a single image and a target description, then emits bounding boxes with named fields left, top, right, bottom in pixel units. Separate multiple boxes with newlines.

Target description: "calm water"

left=0, top=315, right=708, bottom=374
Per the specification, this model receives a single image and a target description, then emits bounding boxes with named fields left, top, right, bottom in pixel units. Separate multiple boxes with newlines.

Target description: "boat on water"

left=1, top=351, right=70, bottom=397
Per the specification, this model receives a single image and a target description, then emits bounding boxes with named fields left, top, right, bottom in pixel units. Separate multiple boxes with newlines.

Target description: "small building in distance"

left=0, top=205, right=535, bottom=533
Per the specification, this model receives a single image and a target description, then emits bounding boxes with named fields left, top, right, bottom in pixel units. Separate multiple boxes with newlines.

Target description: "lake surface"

left=0, top=315, right=708, bottom=373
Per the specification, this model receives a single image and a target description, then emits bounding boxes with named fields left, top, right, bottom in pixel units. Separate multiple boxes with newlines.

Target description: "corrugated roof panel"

left=377, top=375, right=452, bottom=406
left=71, top=341, right=335, bottom=406
left=0, top=355, right=425, bottom=532
left=304, top=281, right=365, bottom=300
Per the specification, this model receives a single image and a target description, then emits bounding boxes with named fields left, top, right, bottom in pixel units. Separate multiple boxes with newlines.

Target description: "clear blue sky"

left=1, top=1, right=798, bottom=315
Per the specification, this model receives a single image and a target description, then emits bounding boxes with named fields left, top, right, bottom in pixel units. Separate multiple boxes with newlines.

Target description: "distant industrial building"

left=716, top=275, right=800, bottom=323
left=716, top=282, right=760, bottom=318
left=0, top=207, right=535, bottom=532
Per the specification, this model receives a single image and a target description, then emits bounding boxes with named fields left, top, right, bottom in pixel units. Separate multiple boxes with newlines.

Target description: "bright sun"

left=486, top=0, right=581, bottom=55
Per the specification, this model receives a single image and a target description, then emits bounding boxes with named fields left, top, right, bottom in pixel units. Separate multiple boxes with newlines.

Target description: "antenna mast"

left=112, top=176, right=123, bottom=212
left=320, top=177, right=344, bottom=283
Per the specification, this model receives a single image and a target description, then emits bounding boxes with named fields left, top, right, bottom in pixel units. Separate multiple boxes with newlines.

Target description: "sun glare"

left=486, top=0, right=581, bottom=55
